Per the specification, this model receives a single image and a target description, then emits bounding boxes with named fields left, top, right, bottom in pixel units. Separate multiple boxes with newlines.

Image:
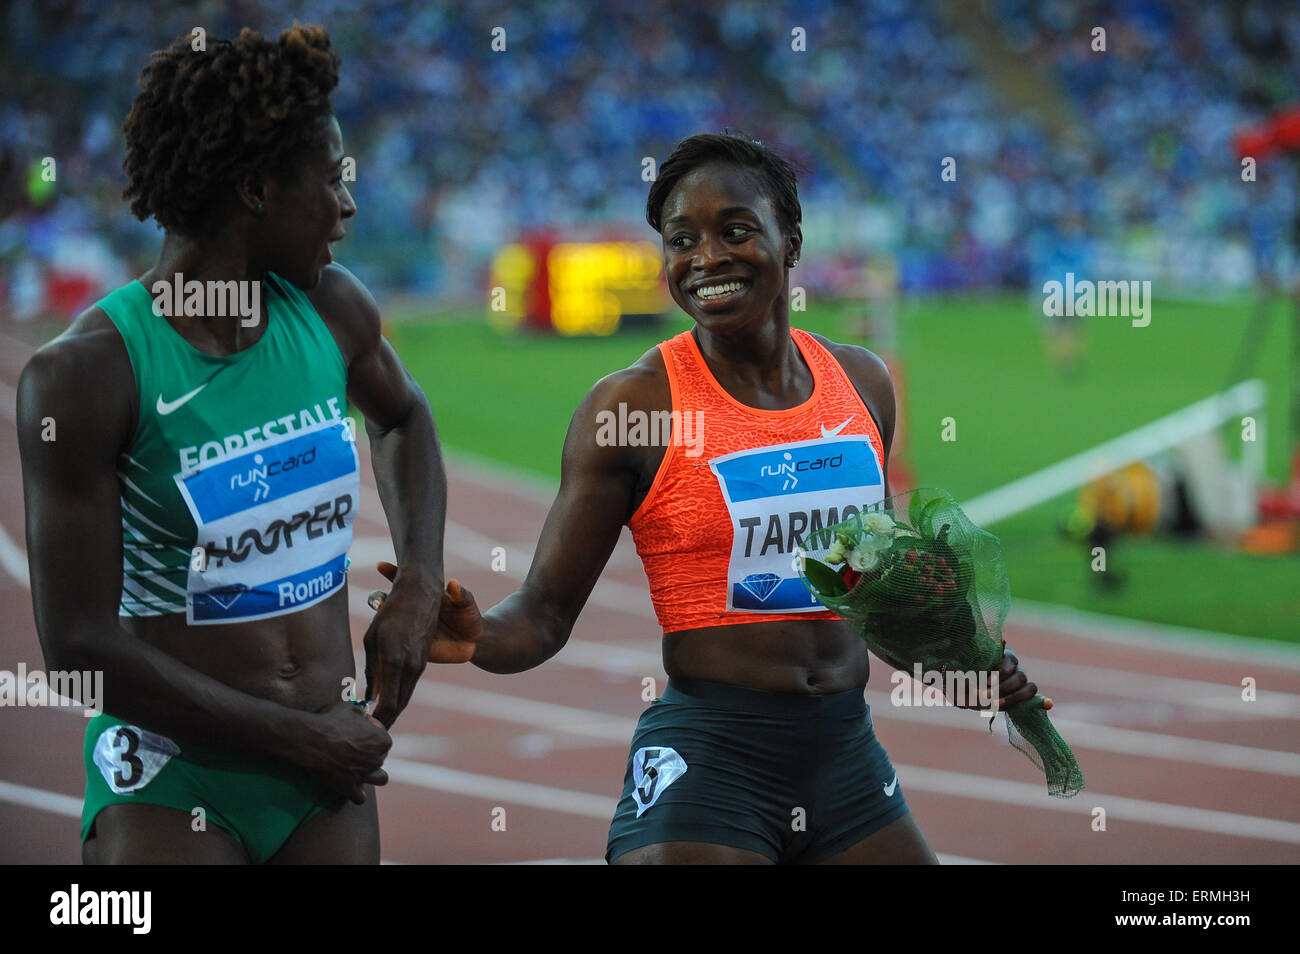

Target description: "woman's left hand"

left=950, top=648, right=1046, bottom=712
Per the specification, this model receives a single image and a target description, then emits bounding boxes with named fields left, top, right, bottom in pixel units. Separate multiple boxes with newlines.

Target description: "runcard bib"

left=709, top=435, right=884, bottom=612
left=177, top=418, right=358, bottom=624
left=94, top=273, right=357, bottom=624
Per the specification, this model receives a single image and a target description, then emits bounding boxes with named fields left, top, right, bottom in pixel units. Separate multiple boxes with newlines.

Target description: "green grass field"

left=387, top=293, right=1299, bottom=642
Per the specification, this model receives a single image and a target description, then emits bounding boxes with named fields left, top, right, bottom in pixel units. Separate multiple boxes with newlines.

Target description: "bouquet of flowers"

left=799, top=487, right=1084, bottom=798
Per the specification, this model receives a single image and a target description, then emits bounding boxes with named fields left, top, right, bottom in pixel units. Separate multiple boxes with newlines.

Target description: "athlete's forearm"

left=471, top=588, right=571, bottom=673
left=54, top=625, right=313, bottom=762
left=367, top=389, right=446, bottom=589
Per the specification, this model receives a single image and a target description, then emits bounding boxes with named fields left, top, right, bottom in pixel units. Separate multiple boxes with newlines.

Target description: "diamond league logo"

left=738, top=572, right=782, bottom=602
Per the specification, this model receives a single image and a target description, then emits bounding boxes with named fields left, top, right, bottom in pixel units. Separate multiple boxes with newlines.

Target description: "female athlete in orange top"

left=403, top=133, right=1039, bottom=864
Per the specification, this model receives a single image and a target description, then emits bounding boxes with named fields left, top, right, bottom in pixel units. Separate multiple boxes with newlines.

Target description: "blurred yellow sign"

left=489, top=238, right=668, bottom=335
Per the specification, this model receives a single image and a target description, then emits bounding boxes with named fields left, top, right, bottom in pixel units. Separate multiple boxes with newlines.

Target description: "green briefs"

left=82, top=713, right=341, bottom=864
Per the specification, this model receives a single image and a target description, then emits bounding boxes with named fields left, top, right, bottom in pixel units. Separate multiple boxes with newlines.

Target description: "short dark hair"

left=122, top=22, right=340, bottom=235
left=646, top=132, right=803, bottom=237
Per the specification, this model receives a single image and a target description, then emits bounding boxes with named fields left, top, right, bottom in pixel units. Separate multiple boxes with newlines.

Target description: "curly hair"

left=122, top=22, right=340, bottom=235
left=646, top=132, right=803, bottom=238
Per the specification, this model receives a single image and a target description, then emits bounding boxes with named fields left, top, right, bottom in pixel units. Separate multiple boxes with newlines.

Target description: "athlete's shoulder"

left=581, top=342, right=669, bottom=414
left=18, top=303, right=135, bottom=446
left=802, top=331, right=888, bottom=381
left=301, top=262, right=381, bottom=361
left=23, top=303, right=131, bottom=389
left=804, top=331, right=895, bottom=446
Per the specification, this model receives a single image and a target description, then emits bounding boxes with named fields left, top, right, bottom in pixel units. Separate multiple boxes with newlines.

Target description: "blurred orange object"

left=1238, top=521, right=1298, bottom=555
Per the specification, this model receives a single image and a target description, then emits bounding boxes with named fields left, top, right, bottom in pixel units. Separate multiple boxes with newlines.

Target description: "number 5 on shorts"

left=631, top=746, right=687, bottom=817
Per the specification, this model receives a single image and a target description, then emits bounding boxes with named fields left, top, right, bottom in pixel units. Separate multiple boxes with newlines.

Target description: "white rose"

left=845, top=547, right=877, bottom=573
left=862, top=513, right=896, bottom=536
left=846, top=533, right=891, bottom=572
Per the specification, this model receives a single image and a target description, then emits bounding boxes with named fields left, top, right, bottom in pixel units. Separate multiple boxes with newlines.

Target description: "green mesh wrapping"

left=799, top=487, right=1084, bottom=798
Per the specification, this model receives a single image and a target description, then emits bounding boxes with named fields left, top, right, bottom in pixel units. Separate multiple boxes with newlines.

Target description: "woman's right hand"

left=295, top=700, right=393, bottom=804
left=429, top=579, right=483, bottom=663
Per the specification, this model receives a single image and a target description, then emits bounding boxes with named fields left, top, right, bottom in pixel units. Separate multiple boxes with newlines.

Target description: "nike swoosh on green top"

left=156, top=383, right=208, bottom=415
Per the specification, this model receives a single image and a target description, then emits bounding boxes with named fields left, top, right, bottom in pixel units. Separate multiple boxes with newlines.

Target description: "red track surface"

left=2, top=328, right=1298, bottom=864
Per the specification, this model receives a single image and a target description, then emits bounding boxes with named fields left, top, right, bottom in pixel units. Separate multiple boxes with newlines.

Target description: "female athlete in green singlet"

left=17, top=24, right=447, bottom=864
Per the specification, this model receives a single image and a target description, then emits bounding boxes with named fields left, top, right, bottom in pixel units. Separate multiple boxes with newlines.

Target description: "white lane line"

left=0, top=519, right=29, bottom=589
left=0, top=379, right=16, bottom=423
left=435, top=525, right=655, bottom=619
left=1029, top=659, right=1300, bottom=717
left=407, top=681, right=633, bottom=742
left=383, top=758, right=615, bottom=818
left=558, top=632, right=1300, bottom=719
left=1010, top=600, right=1300, bottom=668
left=893, top=763, right=1300, bottom=845
left=0, top=778, right=81, bottom=818
left=374, top=647, right=1300, bottom=780
left=862, top=691, right=1300, bottom=778
left=27, top=638, right=1300, bottom=784
left=349, top=530, right=1298, bottom=705
left=348, top=592, right=1300, bottom=774
left=0, top=770, right=999, bottom=865
left=384, top=757, right=1300, bottom=846
left=498, top=854, right=999, bottom=865
left=9, top=746, right=1295, bottom=855
left=498, top=857, right=606, bottom=865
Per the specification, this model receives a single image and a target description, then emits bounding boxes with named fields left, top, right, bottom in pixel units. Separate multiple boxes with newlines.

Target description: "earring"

left=256, top=202, right=264, bottom=213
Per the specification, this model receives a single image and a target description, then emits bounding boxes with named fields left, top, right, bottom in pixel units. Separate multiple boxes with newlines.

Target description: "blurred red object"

left=1256, top=449, right=1300, bottom=521
left=1235, top=105, right=1300, bottom=160
left=45, top=272, right=98, bottom=319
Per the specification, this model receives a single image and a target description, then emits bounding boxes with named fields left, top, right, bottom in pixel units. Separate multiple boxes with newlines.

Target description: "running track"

left=1, top=328, right=1298, bottom=864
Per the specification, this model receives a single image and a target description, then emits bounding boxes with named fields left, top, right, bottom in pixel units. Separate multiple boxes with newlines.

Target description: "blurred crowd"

left=3, top=0, right=1299, bottom=318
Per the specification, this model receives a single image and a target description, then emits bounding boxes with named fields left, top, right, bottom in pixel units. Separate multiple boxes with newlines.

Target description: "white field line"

left=961, top=379, right=1266, bottom=526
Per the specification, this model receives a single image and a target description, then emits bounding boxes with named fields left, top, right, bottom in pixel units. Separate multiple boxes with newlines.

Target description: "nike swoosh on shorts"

left=883, top=774, right=898, bottom=796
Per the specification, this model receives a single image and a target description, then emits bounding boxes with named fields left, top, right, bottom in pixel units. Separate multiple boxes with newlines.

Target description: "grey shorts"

left=606, top=677, right=911, bottom=863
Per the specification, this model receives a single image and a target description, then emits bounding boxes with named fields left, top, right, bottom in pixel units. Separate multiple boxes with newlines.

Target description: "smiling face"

left=254, top=113, right=355, bottom=288
left=659, top=161, right=801, bottom=337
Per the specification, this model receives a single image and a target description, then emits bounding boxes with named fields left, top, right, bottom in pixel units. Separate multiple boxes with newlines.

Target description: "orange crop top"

left=628, top=328, right=887, bottom=633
